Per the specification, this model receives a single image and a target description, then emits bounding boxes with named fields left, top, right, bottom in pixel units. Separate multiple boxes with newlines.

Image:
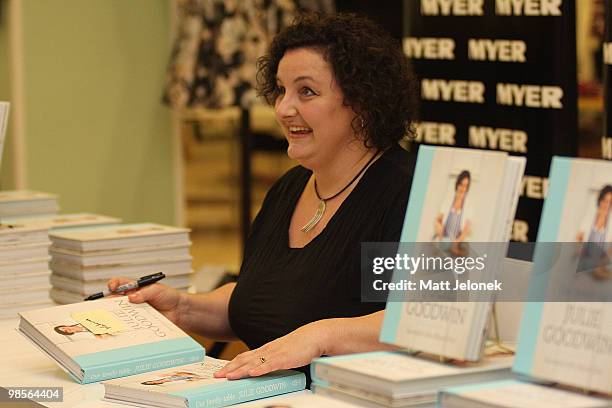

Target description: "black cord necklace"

left=301, top=151, right=379, bottom=233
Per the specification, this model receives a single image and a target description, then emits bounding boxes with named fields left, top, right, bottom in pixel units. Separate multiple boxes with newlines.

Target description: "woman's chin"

left=286, top=145, right=314, bottom=163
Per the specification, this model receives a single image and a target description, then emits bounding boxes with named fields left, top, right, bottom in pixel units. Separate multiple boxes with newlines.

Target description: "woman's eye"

left=276, top=85, right=285, bottom=95
left=300, top=87, right=316, bottom=97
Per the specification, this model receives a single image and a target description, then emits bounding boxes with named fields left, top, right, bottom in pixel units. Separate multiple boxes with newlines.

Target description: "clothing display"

left=228, top=144, right=416, bottom=382
left=163, top=0, right=334, bottom=109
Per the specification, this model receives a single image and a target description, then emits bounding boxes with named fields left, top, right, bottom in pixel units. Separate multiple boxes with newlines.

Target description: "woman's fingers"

left=214, top=346, right=289, bottom=380
left=214, top=351, right=255, bottom=379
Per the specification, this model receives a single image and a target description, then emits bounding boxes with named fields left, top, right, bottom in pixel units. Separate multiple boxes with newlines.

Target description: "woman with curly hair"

left=109, top=12, right=418, bottom=384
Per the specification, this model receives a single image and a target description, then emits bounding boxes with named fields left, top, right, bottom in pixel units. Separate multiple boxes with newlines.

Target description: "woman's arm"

left=177, top=282, right=237, bottom=340
left=214, top=310, right=395, bottom=380
left=321, top=310, right=396, bottom=355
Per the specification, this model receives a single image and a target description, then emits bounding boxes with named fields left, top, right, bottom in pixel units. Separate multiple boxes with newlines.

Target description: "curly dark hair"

left=256, top=12, right=417, bottom=149
left=597, top=185, right=612, bottom=206
left=455, top=170, right=471, bottom=191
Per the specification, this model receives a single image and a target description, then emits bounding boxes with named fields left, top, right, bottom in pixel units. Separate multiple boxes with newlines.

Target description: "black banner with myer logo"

left=604, top=0, right=612, bottom=160
left=404, top=0, right=577, bottom=243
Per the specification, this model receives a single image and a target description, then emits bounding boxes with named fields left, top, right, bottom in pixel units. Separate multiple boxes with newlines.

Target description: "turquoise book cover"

left=514, top=157, right=612, bottom=394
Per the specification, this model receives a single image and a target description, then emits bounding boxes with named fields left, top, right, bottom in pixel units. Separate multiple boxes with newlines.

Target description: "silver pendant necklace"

left=300, top=151, right=379, bottom=233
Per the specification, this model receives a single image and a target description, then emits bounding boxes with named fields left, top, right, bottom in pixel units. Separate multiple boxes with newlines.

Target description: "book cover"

left=103, top=357, right=306, bottom=408
left=514, top=157, right=612, bottom=394
left=440, top=379, right=611, bottom=408
left=19, top=296, right=205, bottom=383
left=49, top=223, right=190, bottom=251
left=380, top=146, right=525, bottom=360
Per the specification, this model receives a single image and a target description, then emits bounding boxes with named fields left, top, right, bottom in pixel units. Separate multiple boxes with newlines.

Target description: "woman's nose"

left=275, top=94, right=298, bottom=119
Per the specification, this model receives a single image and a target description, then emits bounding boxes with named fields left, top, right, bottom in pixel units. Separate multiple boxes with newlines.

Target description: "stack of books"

left=0, top=223, right=53, bottom=319
left=0, top=190, right=59, bottom=219
left=438, top=157, right=612, bottom=407
left=48, top=223, right=193, bottom=303
left=312, top=146, right=526, bottom=407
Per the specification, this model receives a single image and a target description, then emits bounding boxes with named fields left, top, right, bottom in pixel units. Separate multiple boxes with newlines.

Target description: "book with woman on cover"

left=19, top=296, right=205, bottom=383
left=381, top=146, right=525, bottom=361
left=103, top=356, right=306, bottom=408
left=515, top=157, right=612, bottom=395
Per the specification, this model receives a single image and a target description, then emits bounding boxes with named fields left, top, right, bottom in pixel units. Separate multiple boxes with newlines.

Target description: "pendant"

left=300, top=200, right=326, bottom=233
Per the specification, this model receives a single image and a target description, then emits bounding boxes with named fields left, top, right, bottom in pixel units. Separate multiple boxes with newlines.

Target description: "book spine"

left=183, top=373, right=306, bottom=408
left=380, top=146, right=436, bottom=344
left=79, top=341, right=205, bottom=383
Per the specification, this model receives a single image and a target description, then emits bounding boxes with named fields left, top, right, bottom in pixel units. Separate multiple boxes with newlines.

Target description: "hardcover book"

left=18, top=296, right=205, bottom=383
left=103, top=357, right=306, bottom=408
left=381, top=146, right=525, bottom=360
left=49, top=274, right=192, bottom=297
left=0, top=223, right=49, bottom=245
left=2, top=213, right=121, bottom=230
left=49, top=256, right=192, bottom=281
left=439, top=379, right=611, bottom=408
left=311, top=351, right=513, bottom=405
left=514, top=157, right=612, bottom=394
left=0, top=190, right=59, bottom=216
left=49, top=243, right=191, bottom=266
left=49, top=223, right=190, bottom=251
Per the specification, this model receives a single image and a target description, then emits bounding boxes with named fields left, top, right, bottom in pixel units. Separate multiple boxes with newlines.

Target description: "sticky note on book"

left=71, top=310, right=126, bottom=334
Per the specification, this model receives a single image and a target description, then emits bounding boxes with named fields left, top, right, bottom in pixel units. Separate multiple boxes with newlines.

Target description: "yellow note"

left=70, top=310, right=126, bottom=335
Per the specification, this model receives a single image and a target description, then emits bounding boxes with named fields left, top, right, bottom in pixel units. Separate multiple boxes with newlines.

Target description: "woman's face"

left=59, top=325, right=85, bottom=334
left=274, top=47, right=358, bottom=169
left=599, top=192, right=612, bottom=213
left=456, top=177, right=470, bottom=199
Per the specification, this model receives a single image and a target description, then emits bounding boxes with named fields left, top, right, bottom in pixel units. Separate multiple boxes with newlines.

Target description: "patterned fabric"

left=163, top=0, right=334, bottom=109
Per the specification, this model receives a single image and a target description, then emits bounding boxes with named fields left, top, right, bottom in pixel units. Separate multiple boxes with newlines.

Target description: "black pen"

left=84, top=272, right=166, bottom=301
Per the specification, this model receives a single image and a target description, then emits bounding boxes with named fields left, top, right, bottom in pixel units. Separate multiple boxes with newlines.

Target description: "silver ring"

left=259, top=357, right=266, bottom=364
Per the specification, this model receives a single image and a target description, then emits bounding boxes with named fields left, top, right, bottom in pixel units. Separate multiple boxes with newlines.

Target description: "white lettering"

left=604, top=43, right=612, bottom=65
left=468, top=126, right=527, bottom=152
left=512, top=219, right=529, bottom=242
left=468, top=39, right=526, bottom=62
left=414, top=121, right=457, bottom=145
left=497, top=83, right=563, bottom=108
left=602, top=137, right=612, bottom=160
left=521, top=176, right=548, bottom=199
left=421, top=0, right=484, bottom=15
left=403, top=37, right=455, bottom=60
left=495, top=0, right=562, bottom=16
left=422, top=79, right=485, bottom=103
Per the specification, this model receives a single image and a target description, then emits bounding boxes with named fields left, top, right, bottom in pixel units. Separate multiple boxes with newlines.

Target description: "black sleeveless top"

left=227, top=144, right=416, bottom=382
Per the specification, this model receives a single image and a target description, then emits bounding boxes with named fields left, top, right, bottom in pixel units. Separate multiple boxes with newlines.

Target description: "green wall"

left=16, top=0, right=176, bottom=224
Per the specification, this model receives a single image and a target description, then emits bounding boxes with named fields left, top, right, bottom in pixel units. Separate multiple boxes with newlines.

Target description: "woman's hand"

left=107, top=277, right=184, bottom=326
left=213, top=320, right=330, bottom=380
